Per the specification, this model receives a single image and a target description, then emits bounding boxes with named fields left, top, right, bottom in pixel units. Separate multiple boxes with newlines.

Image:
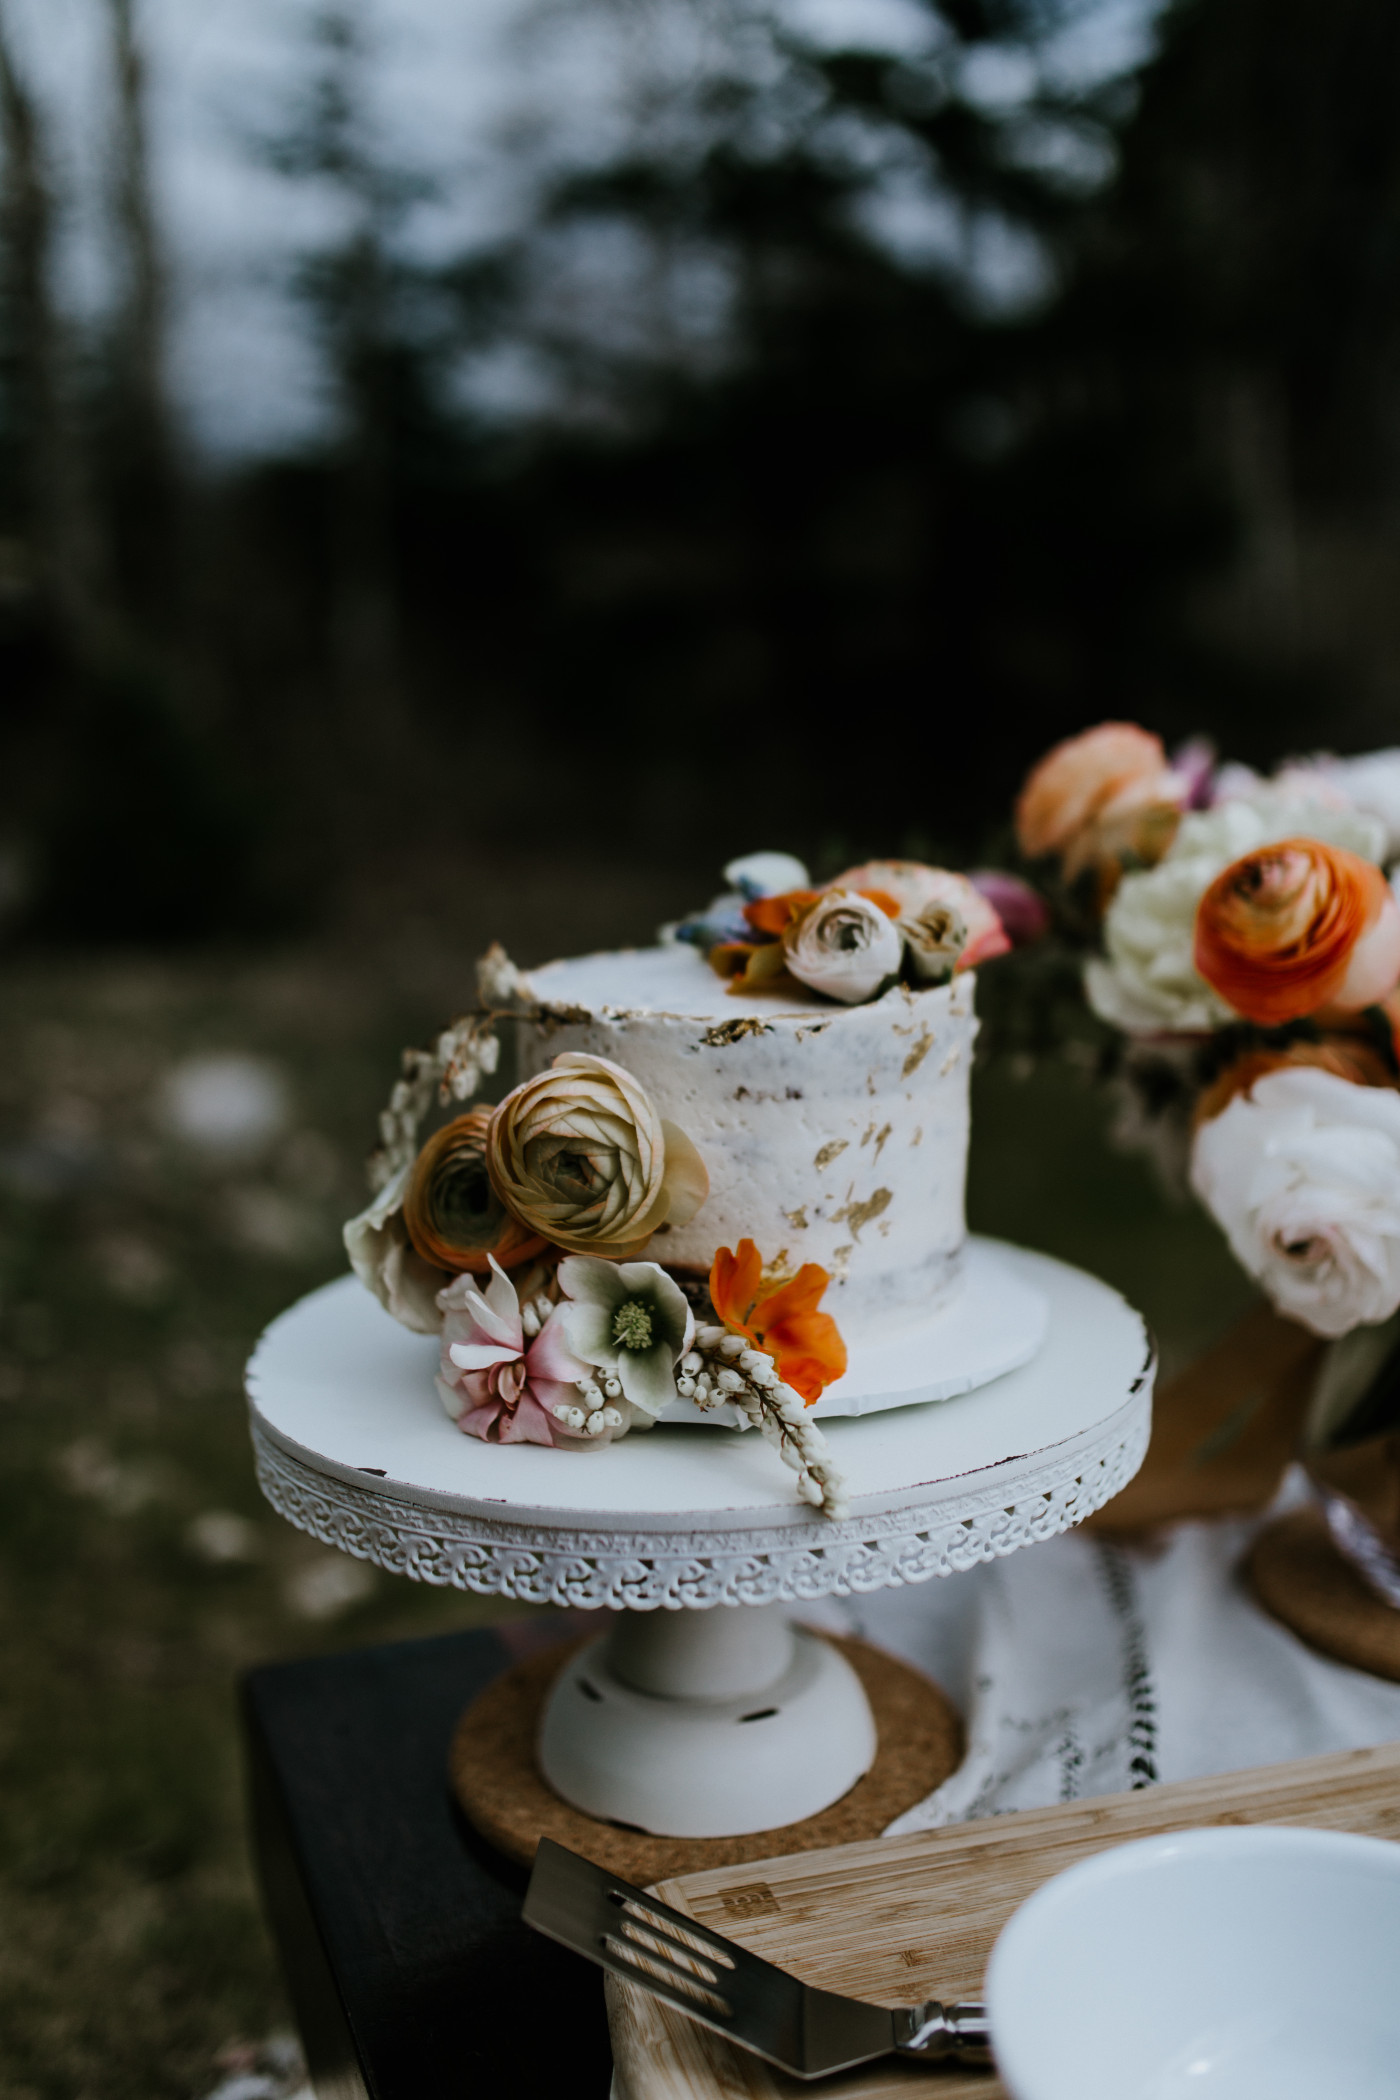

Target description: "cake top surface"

left=528, top=941, right=841, bottom=1021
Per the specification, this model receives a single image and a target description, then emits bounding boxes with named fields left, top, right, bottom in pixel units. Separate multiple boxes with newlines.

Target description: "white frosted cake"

left=344, top=850, right=1045, bottom=1514
left=519, top=942, right=977, bottom=1343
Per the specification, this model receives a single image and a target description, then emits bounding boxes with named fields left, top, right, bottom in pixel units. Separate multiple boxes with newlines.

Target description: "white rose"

left=783, top=890, right=903, bottom=1003
left=1088, top=797, right=1387, bottom=1035
left=1190, top=1066, right=1400, bottom=1337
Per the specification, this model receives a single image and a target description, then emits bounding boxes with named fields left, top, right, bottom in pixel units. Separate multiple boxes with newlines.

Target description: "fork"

left=523, top=1837, right=992, bottom=2080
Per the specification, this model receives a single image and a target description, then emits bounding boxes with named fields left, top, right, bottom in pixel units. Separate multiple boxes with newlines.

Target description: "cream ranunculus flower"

left=1190, top=1066, right=1400, bottom=1337
left=900, top=904, right=968, bottom=985
left=485, top=1053, right=708, bottom=1258
left=1087, top=796, right=1388, bottom=1035
left=782, top=890, right=903, bottom=1004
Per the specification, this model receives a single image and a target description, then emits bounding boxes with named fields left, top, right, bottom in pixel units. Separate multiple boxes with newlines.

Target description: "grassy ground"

left=0, top=866, right=1252, bottom=2099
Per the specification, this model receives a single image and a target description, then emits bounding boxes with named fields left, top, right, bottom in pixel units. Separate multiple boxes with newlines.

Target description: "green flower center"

left=612, top=1299, right=655, bottom=1351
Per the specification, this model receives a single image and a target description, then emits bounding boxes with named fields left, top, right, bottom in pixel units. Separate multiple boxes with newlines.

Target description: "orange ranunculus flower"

left=403, top=1107, right=550, bottom=1274
left=1015, top=722, right=1184, bottom=881
left=708, top=1239, right=847, bottom=1405
left=1194, top=838, right=1400, bottom=1027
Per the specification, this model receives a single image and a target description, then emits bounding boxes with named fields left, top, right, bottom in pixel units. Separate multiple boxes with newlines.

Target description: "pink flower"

left=435, top=1257, right=587, bottom=1445
left=969, top=870, right=1050, bottom=947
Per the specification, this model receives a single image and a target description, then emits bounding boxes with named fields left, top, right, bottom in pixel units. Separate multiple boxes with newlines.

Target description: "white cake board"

left=247, top=1239, right=1152, bottom=1837
left=662, top=1235, right=1047, bottom=1423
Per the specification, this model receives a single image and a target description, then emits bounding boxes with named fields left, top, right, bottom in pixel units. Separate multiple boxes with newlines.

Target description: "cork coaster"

left=450, top=1632, right=963, bottom=1883
left=1245, top=1504, right=1400, bottom=1683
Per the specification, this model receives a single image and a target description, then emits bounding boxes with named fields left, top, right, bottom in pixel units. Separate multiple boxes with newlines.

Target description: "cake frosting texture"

left=516, top=943, right=977, bottom=1344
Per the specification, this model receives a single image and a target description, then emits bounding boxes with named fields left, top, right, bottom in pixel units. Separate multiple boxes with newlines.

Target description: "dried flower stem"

left=366, top=947, right=547, bottom=1191
left=677, top=1324, right=850, bottom=1520
left=366, top=1013, right=503, bottom=1191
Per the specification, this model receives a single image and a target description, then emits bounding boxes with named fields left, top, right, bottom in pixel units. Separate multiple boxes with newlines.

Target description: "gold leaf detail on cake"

left=783, top=1207, right=809, bottom=1231
left=813, top=1139, right=848, bottom=1170
left=760, top=1248, right=797, bottom=1289
left=701, top=1016, right=774, bottom=1046
left=830, top=1244, right=853, bottom=1278
left=940, top=1045, right=962, bottom=1077
left=861, top=1121, right=892, bottom=1158
left=901, top=1027, right=935, bottom=1077
left=830, top=1187, right=893, bottom=1240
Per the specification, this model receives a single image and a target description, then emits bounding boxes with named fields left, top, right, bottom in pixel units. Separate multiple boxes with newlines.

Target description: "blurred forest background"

left=0, top=0, right=1393, bottom=2093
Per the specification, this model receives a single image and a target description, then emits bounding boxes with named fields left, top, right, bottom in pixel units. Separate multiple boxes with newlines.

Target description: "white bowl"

left=985, top=1825, right=1400, bottom=2100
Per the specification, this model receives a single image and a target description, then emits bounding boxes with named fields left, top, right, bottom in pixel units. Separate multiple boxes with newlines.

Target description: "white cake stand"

left=247, top=1238, right=1152, bottom=1839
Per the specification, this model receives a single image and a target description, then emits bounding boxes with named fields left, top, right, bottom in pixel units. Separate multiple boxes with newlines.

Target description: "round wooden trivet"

left=1245, top=1505, right=1400, bottom=1683
left=450, top=1632, right=963, bottom=1882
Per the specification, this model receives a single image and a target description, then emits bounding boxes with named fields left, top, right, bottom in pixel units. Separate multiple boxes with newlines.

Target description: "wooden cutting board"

left=606, top=1740, right=1400, bottom=2100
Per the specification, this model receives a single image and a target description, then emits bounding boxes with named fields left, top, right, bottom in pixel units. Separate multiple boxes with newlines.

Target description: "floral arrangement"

left=341, top=844, right=1034, bottom=1516
left=1011, top=724, right=1400, bottom=1339
left=675, top=849, right=1020, bottom=1004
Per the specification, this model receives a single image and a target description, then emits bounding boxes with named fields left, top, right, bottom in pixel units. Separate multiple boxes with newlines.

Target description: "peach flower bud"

left=1195, top=838, right=1400, bottom=1026
left=485, top=1053, right=708, bottom=1259
left=830, top=861, right=1010, bottom=968
left=1016, top=722, right=1185, bottom=880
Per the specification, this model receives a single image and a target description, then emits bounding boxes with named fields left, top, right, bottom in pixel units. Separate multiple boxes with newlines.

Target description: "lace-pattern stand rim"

left=247, top=1240, right=1153, bottom=1838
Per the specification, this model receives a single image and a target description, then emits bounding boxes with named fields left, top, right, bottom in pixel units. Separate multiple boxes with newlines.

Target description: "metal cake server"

left=523, top=1837, right=993, bottom=2080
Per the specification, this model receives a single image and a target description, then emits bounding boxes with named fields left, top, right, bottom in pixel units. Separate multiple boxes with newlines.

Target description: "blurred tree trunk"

left=0, top=6, right=105, bottom=656
left=103, top=0, right=186, bottom=662
left=328, top=229, right=403, bottom=751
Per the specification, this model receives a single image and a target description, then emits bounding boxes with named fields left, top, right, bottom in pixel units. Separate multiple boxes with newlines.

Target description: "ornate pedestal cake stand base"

left=1246, top=1506, right=1400, bottom=1683
left=450, top=1632, right=962, bottom=1882
left=247, top=1240, right=1152, bottom=1843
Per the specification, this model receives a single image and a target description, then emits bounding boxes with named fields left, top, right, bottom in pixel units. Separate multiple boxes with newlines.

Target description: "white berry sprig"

left=677, top=1323, right=850, bottom=1520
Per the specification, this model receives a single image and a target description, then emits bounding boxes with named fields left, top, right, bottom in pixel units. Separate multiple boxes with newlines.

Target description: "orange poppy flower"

left=708, top=1239, right=847, bottom=1405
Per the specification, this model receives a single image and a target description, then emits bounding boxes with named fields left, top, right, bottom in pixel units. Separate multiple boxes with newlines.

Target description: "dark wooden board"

left=242, top=1624, right=613, bottom=2100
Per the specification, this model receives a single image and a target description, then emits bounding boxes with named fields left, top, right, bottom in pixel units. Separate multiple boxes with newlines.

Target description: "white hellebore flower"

left=344, top=1161, right=447, bottom=1335
left=783, top=891, right=903, bottom=1004
left=1087, top=796, right=1388, bottom=1035
left=555, top=1256, right=696, bottom=1417
left=1190, top=1066, right=1400, bottom=1338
